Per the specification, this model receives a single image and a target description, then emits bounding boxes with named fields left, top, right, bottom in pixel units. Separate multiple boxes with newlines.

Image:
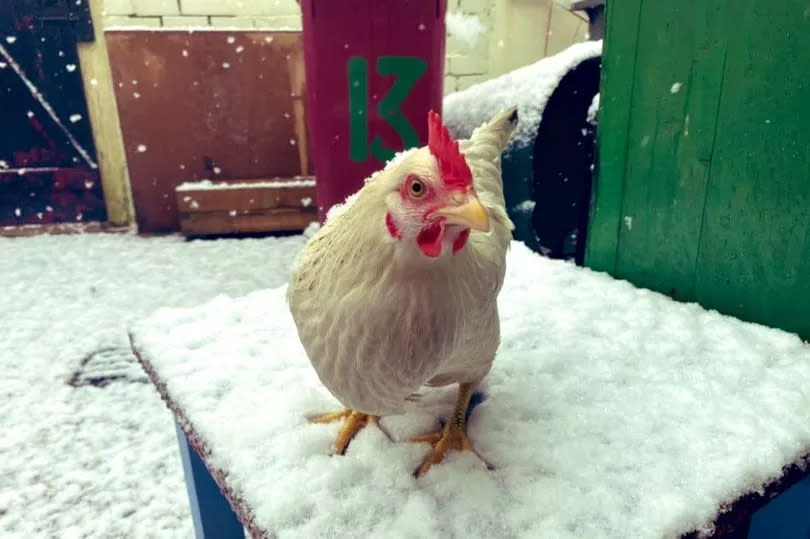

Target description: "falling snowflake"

left=76, top=213, right=84, bottom=221
left=227, top=36, right=236, bottom=44
left=69, top=114, right=82, bottom=123
left=264, top=36, right=273, bottom=43
left=670, top=82, right=682, bottom=94
left=5, top=36, right=16, bottom=44
left=26, top=111, right=34, bottom=118
left=222, top=62, right=230, bottom=69
left=229, top=210, right=237, bottom=216
left=301, top=197, right=312, bottom=207
left=66, top=64, right=77, bottom=72
left=289, top=139, right=296, bottom=146
left=179, top=164, right=185, bottom=170
left=90, top=78, right=98, bottom=86
left=14, top=208, right=21, bottom=217
left=85, top=180, right=94, bottom=189
left=497, top=40, right=505, bottom=47
left=236, top=45, right=244, bottom=53
left=213, top=166, right=222, bottom=174
left=182, top=49, right=188, bottom=57
left=137, top=144, right=147, bottom=153
left=418, top=23, right=426, bottom=31
left=190, top=200, right=199, bottom=209
left=0, top=160, right=7, bottom=169
left=133, top=92, right=140, bottom=99
left=132, top=80, right=138, bottom=85
left=37, top=212, right=43, bottom=219
left=46, top=205, right=53, bottom=212
left=284, top=112, right=291, bottom=119
left=0, top=62, right=7, bottom=69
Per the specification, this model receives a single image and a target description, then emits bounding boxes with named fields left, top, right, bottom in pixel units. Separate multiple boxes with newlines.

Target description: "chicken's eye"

left=407, top=176, right=427, bottom=199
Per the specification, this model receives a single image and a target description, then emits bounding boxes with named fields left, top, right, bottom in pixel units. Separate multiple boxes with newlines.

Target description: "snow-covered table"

left=130, top=242, right=810, bottom=539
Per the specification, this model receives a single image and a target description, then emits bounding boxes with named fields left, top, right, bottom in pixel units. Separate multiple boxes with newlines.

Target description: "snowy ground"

left=0, top=231, right=309, bottom=538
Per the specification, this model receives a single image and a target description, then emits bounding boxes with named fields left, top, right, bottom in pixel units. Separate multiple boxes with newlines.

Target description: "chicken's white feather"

left=287, top=107, right=519, bottom=416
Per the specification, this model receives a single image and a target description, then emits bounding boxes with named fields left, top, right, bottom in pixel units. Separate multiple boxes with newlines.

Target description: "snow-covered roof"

left=131, top=241, right=810, bottom=539
left=443, top=40, right=603, bottom=148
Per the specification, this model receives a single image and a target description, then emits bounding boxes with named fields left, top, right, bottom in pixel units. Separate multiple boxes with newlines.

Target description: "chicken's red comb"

left=427, top=110, right=472, bottom=189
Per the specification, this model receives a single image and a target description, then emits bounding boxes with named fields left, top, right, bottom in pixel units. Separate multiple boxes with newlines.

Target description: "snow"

left=670, top=82, right=682, bottom=94
left=176, top=178, right=316, bottom=192
left=0, top=232, right=308, bottom=537
left=513, top=199, right=536, bottom=213
left=443, top=40, right=603, bottom=148
left=132, top=241, right=810, bottom=539
left=66, top=64, right=76, bottom=72
left=446, top=12, right=486, bottom=48
left=136, top=144, right=147, bottom=153
left=587, top=92, right=600, bottom=125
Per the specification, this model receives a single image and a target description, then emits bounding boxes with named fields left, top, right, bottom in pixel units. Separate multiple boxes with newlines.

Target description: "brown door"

left=0, top=0, right=105, bottom=226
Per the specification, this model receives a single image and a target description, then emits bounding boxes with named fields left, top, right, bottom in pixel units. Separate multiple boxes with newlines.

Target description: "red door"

left=0, top=0, right=106, bottom=226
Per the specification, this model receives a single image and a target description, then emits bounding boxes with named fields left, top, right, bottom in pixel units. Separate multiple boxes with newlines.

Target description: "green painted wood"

left=586, top=0, right=810, bottom=339
left=501, top=145, right=542, bottom=252
left=611, top=0, right=728, bottom=302
left=694, top=0, right=810, bottom=340
left=584, top=0, right=642, bottom=273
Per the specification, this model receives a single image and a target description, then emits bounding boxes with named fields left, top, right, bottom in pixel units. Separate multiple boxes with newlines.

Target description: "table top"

left=131, top=242, right=810, bottom=539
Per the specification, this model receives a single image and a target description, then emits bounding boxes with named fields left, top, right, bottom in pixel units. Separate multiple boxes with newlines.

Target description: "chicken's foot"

left=308, top=409, right=379, bottom=455
left=408, top=382, right=494, bottom=477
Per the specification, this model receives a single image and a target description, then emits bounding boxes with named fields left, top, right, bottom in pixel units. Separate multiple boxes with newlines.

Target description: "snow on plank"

left=130, top=242, right=810, bottom=539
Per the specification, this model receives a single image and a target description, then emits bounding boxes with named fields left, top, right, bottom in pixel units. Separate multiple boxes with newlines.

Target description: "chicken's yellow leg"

left=309, top=409, right=379, bottom=455
left=408, top=382, right=492, bottom=477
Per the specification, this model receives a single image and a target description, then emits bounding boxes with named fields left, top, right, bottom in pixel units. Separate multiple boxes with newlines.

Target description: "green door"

left=586, top=0, right=810, bottom=340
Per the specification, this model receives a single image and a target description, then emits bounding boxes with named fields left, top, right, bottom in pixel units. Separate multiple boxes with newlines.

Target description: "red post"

left=300, top=0, right=448, bottom=223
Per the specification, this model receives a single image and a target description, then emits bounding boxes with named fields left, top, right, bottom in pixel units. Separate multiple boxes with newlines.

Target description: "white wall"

left=100, top=0, right=590, bottom=94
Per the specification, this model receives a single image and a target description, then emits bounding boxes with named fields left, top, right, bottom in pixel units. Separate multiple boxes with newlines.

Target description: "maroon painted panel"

left=106, top=30, right=309, bottom=234
left=301, top=0, right=447, bottom=221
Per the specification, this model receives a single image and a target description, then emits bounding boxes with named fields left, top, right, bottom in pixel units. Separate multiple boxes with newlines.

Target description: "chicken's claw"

left=308, top=409, right=379, bottom=455
left=408, top=422, right=492, bottom=477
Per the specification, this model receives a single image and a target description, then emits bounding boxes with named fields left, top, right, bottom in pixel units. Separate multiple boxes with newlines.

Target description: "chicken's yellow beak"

left=434, top=192, right=490, bottom=232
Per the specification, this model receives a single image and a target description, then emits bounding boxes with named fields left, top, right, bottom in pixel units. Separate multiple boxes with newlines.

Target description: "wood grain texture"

left=586, top=0, right=810, bottom=340
left=693, top=0, right=810, bottom=339
left=583, top=0, right=641, bottom=273
left=106, top=30, right=310, bottom=233
left=612, top=0, right=727, bottom=302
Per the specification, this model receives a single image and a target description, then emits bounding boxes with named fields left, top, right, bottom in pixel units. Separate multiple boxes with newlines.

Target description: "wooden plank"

left=175, top=179, right=315, bottom=213
left=0, top=221, right=128, bottom=237
left=179, top=209, right=317, bottom=236
left=583, top=0, right=641, bottom=273
left=608, top=0, right=728, bottom=302
left=693, top=0, right=810, bottom=340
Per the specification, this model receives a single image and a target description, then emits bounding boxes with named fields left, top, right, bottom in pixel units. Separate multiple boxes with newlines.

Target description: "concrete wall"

left=78, top=0, right=590, bottom=227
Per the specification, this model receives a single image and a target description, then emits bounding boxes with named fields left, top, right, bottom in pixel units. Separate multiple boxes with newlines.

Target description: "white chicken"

left=288, top=106, right=518, bottom=476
